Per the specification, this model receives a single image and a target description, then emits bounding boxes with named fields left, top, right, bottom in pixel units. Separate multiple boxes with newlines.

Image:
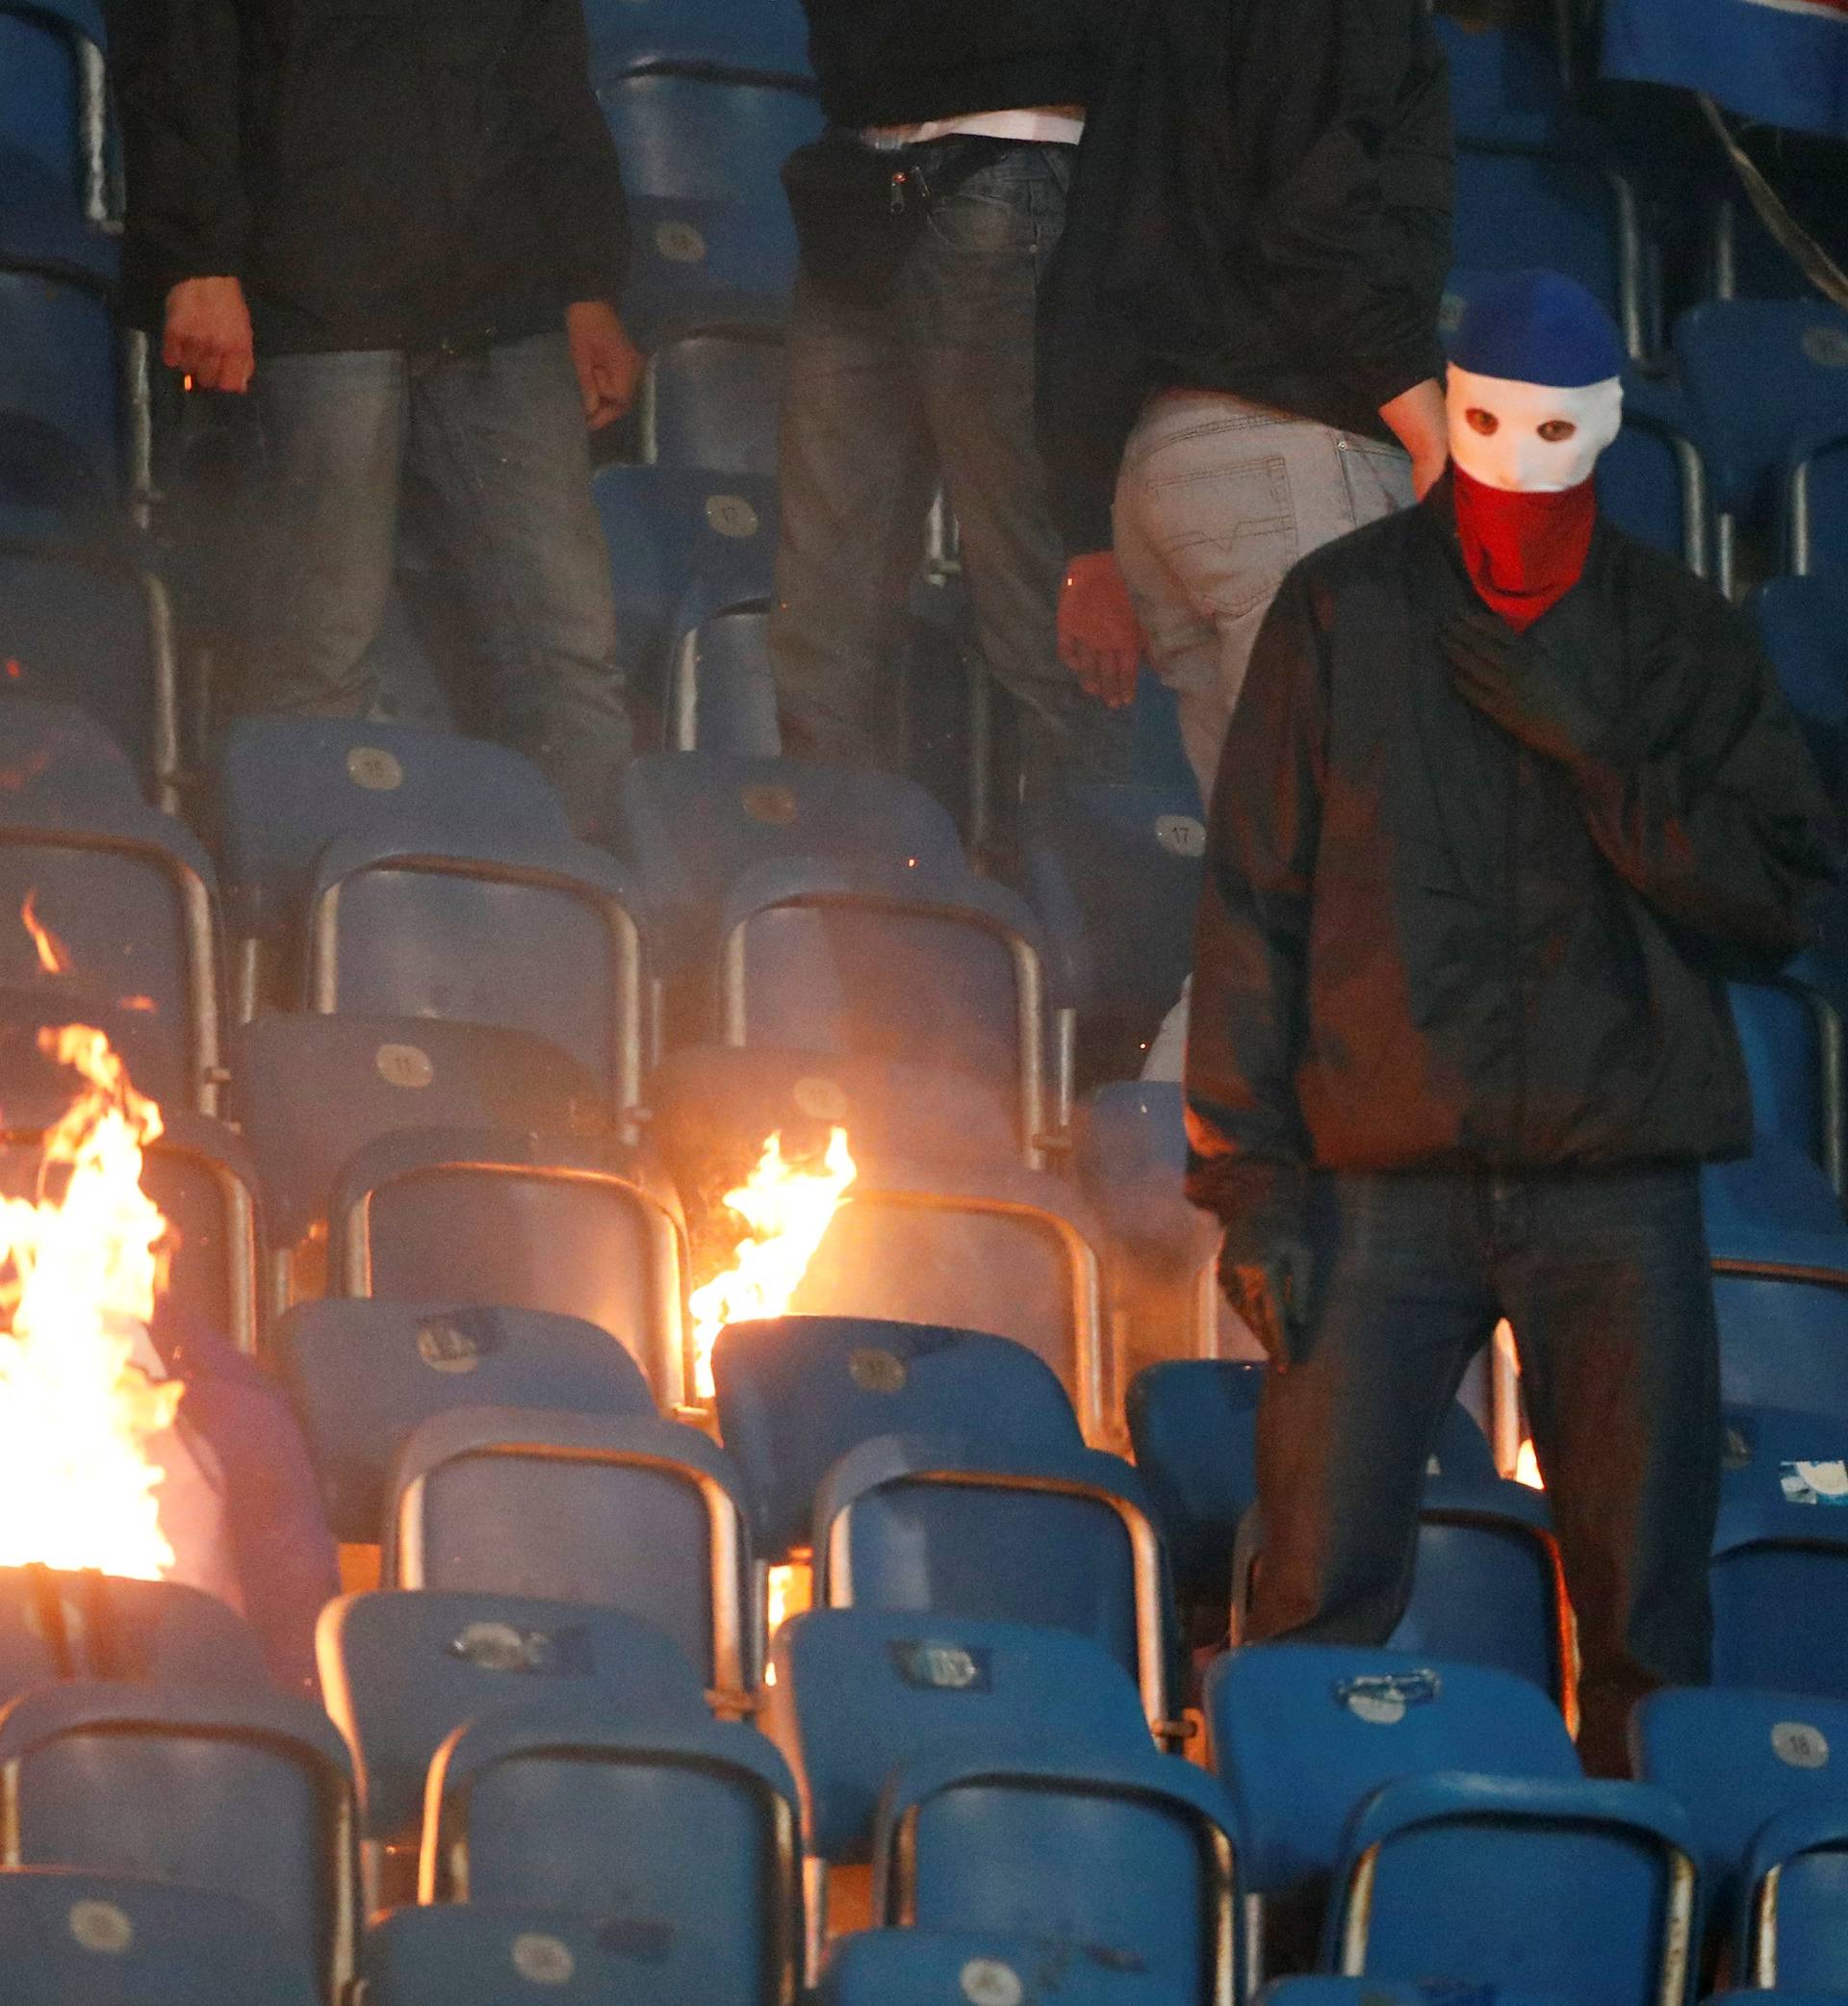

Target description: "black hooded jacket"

left=1039, top=0, right=1453, bottom=554
left=113, top=0, right=629, bottom=355
left=1185, top=485, right=1838, bottom=1215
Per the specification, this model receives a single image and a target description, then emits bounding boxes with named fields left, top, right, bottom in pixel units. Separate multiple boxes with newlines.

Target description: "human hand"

left=566, top=300, right=644, bottom=429
left=1215, top=1169, right=1316, bottom=1368
left=1442, top=604, right=1608, bottom=771
left=1057, top=550, right=1144, bottom=707
left=163, top=276, right=254, bottom=393
left=1379, top=377, right=1448, bottom=499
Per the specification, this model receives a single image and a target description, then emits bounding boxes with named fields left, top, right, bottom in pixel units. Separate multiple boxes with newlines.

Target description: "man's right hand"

left=1058, top=550, right=1145, bottom=708
left=163, top=276, right=255, bottom=393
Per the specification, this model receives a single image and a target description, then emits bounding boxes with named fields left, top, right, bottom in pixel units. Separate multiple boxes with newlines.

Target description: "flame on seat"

left=687, top=1128, right=857, bottom=1399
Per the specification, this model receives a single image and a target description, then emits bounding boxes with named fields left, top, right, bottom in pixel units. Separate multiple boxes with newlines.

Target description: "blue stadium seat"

left=594, top=72, right=820, bottom=341
left=419, top=1696, right=802, bottom=2006
left=273, top=1299, right=657, bottom=1541
left=0, top=281, right=116, bottom=506
left=1793, top=434, right=1848, bottom=576
left=0, top=786, right=223, bottom=1112
left=1673, top=302, right=1848, bottom=563
left=763, top=1610, right=1154, bottom=1872
left=1710, top=1261, right=1848, bottom=1421
left=1076, top=1082, right=1241, bottom=1371
left=1710, top=1488, right=1848, bottom=1701
left=226, top=1012, right=607, bottom=1261
left=0, top=524, right=173, bottom=794
left=584, top=0, right=810, bottom=87
left=28, top=1570, right=270, bottom=1690
left=381, top=1405, right=757, bottom=1701
left=1014, top=783, right=1206, bottom=1066
left=1206, top=1644, right=1579, bottom=1985
left=0, top=1868, right=319, bottom=2006
left=1729, top=979, right=1840, bottom=1171
left=319, top=1589, right=706, bottom=1902
left=0, top=0, right=108, bottom=212
left=361, top=1902, right=689, bottom=2005
left=1722, top=1402, right=1848, bottom=1504
left=1322, top=1771, right=1698, bottom=2004
left=1257, top=1986, right=1573, bottom=2006
left=324, top=1126, right=688, bottom=1402
left=666, top=600, right=781, bottom=755
left=1431, top=13, right=1580, bottom=151
left=0, top=1680, right=360, bottom=1999
left=209, top=717, right=571, bottom=997
left=593, top=466, right=780, bottom=709
left=1752, top=573, right=1848, bottom=776
left=811, top=1432, right=1175, bottom=1731
left=1633, top=1686, right=1848, bottom=1927
left=1128, top=1362, right=1497, bottom=1632
left=0, top=691, right=141, bottom=800
left=871, top=1730, right=1240, bottom=2006
left=1738, top=1798, right=1848, bottom=1992
left=1451, top=151, right=1648, bottom=358
left=713, top=1315, right=1084, bottom=1561
left=300, top=829, right=649, bottom=1115
left=818, top=1930, right=1190, bottom=2005
left=645, top=327, right=783, bottom=476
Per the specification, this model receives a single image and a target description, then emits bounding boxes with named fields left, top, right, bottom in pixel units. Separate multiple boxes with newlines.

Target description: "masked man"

left=1185, top=270, right=1837, bottom=1773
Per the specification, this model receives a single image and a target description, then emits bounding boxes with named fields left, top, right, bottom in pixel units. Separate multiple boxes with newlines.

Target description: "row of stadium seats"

left=5, top=1578, right=1848, bottom=2002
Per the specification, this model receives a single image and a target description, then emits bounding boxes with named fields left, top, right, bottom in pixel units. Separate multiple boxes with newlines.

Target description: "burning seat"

left=319, top=1588, right=709, bottom=1909
left=0, top=1866, right=319, bottom=2006
left=0, top=1679, right=360, bottom=2001
left=419, top=1692, right=803, bottom=2005
left=380, top=1405, right=758, bottom=1705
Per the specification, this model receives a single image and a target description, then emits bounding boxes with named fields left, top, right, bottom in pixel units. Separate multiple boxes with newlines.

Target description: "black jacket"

left=802, top=0, right=1099, bottom=129
left=1039, top=0, right=1453, bottom=554
left=1185, top=487, right=1838, bottom=1213
left=114, top=0, right=629, bottom=355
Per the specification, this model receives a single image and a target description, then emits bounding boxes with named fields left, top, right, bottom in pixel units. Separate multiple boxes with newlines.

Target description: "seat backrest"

left=1450, top=153, right=1627, bottom=343
left=595, top=68, right=821, bottom=203
left=1430, top=12, right=1576, bottom=148
left=319, top=1589, right=708, bottom=1841
left=0, top=693, right=140, bottom=802
left=1742, top=1799, right=1848, bottom=1992
left=1753, top=572, right=1848, bottom=728
left=422, top=1697, right=801, bottom=2006
left=1730, top=981, right=1830, bottom=1159
left=1675, top=301, right=1848, bottom=511
left=673, top=603, right=781, bottom=755
left=583, top=0, right=810, bottom=84
left=1634, top=1685, right=1848, bottom=1912
left=227, top=1015, right=606, bottom=1248
left=1710, top=1496, right=1848, bottom=1702
left=0, top=1867, right=320, bottom=2006
left=715, top=1315, right=1083, bottom=1560
left=1205, top=1642, right=1580, bottom=1895
left=814, top=1433, right=1168, bottom=1722
left=210, top=718, right=569, bottom=940
left=38, top=1571, right=270, bottom=1689
left=1598, top=417, right=1698, bottom=567
left=0, top=270, right=117, bottom=497
left=1712, top=1269, right=1848, bottom=1421
left=275, top=1299, right=656, bottom=1541
left=327, top=1127, right=686, bottom=1402
left=0, top=1680, right=357, bottom=1996
left=817, top=1927, right=1196, bottom=2003
left=646, top=328, right=783, bottom=476
left=762, top=1607, right=1153, bottom=1863
left=384, top=1406, right=755, bottom=1693
left=361, top=1901, right=680, bottom=2005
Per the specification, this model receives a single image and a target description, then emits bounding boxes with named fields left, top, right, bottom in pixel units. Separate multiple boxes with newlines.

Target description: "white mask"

left=1446, top=364, right=1624, bottom=493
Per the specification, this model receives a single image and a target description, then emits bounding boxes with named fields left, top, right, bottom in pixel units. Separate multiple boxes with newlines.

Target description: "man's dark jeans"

left=251, top=330, right=629, bottom=831
left=1248, top=1164, right=1721, bottom=1775
left=770, top=138, right=1125, bottom=793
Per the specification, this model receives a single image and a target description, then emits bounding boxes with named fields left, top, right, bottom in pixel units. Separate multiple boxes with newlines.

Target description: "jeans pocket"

left=1338, top=437, right=1415, bottom=528
left=1139, top=451, right=1299, bottom=621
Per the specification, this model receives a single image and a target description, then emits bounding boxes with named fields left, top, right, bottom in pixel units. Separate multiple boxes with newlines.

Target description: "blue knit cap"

left=1450, top=270, right=1625, bottom=388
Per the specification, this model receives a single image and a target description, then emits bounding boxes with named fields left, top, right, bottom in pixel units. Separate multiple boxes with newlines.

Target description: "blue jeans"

left=251, top=331, right=629, bottom=830
left=1248, top=1164, right=1721, bottom=1775
left=770, top=139, right=1127, bottom=792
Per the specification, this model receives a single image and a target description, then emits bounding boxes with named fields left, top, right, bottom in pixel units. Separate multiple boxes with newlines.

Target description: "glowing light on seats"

left=21, top=890, right=69, bottom=975
left=687, top=1127, right=857, bottom=1399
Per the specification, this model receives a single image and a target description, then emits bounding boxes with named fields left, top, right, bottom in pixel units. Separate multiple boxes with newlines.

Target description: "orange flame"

left=21, top=893, right=69, bottom=976
left=1514, top=1438, right=1545, bottom=1490
left=687, top=1128, right=856, bottom=1399
left=0, top=1023, right=180, bottom=1578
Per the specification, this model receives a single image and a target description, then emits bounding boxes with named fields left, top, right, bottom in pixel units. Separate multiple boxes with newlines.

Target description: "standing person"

left=1185, top=272, right=1837, bottom=1774
left=114, top=0, right=643, bottom=833
left=1040, top=0, right=1453, bottom=1075
left=770, top=0, right=1126, bottom=807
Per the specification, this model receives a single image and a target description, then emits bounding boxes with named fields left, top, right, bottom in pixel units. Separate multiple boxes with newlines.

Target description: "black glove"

left=1214, top=1164, right=1316, bottom=1369
left=1442, top=604, right=1614, bottom=774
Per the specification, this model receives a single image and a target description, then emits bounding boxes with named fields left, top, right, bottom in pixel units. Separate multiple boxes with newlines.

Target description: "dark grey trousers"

left=1247, top=1164, right=1722, bottom=1776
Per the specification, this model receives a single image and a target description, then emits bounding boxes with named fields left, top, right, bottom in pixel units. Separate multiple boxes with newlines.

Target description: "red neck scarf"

left=1450, top=463, right=1597, bottom=630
